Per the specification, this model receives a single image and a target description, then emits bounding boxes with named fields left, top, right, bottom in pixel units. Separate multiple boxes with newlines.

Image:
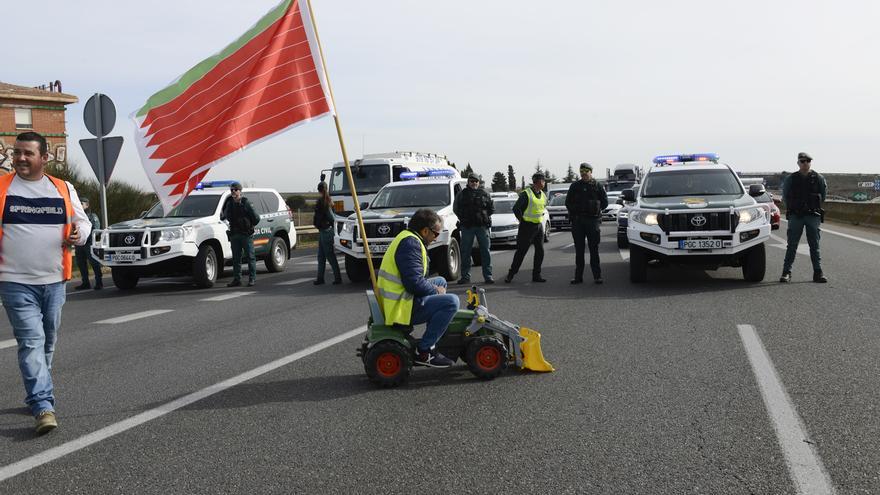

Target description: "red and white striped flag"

left=132, top=0, right=333, bottom=213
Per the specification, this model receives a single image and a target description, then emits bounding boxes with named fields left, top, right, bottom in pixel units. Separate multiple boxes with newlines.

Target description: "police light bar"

left=195, top=180, right=241, bottom=189
left=400, top=169, right=458, bottom=180
left=653, top=153, right=719, bottom=164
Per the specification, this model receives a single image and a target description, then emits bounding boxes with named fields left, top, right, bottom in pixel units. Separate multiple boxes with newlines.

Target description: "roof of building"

left=0, top=81, right=78, bottom=104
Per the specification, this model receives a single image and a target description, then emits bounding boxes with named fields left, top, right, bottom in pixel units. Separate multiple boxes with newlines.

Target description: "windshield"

left=144, top=194, right=222, bottom=218
left=549, top=194, right=567, bottom=206
left=606, top=181, right=636, bottom=192
left=329, top=165, right=390, bottom=195
left=641, top=169, right=743, bottom=197
left=370, top=184, right=449, bottom=208
left=493, top=200, right=516, bottom=214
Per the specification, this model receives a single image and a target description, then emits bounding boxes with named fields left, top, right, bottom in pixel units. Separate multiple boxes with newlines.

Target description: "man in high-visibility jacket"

left=377, top=209, right=459, bottom=367
left=0, top=132, right=91, bottom=435
left=505, top=172, right=548, bottom=283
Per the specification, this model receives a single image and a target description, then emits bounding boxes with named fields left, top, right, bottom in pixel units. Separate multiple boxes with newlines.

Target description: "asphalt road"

left=1, top=220, right=879, bottom=494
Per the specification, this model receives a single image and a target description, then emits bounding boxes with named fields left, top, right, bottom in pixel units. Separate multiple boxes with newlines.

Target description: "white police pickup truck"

left=335, top=170, right=465, bottom=283
left=622, top=154, right=771, bottom=283
left=91, top=181, right=296, bottom=289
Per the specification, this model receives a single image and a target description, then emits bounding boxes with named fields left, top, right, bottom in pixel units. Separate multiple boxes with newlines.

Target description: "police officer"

left=74, top=197, right=103, bottom=290
left=221, top=182, right=261, bottom=287
left=566, top=163, right=608, bottom=284
left=453, top=174, right=495, bottom=284
left=780, top=152, right=828, bottom=283
left=505, top=172, right=548, bottom=283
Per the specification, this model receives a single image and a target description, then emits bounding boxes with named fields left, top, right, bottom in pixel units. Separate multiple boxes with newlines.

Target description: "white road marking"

left=737, top=324, right=836, bottom=495
left=561, top=242, right=575, bottom=249
left=275, top=277, right=313, bottom=286
left=619, top=248, right=630, bottom=261
left=0, top=339, right=16, bottom=350
left=0, top=325, right=368, bottom=483
left=770, top=234, right=809, bottom=256
left=94, top=310, right=174, bottom=325
left=781, top=219, right=880, bottom=248
left=199, top=292, right=254, bottom=302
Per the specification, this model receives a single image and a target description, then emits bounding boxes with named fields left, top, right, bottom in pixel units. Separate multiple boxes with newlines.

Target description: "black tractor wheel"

left=193, top=244, right=218, bottom=288
left=629, top=245, right=648, bottom=283
left=111, top=267, right=139, bottom=290
left=434, top=238, right=461, bottom=281
left=364, top=340, right=412, bottom=388
left=742, top=243, right=766, bottom=282
left=465, top=336, right=508, bottom=380
left=264, top=236, right=288, bottom=272
left=345, top=255, right=370, bottom=283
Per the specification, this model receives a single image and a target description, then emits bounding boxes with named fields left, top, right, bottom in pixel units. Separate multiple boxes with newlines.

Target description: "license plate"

left=108, top=252, right=141, bottom=262
left=368, top=244, right=388, bottom=253
left=678, top=239, right=723, bottom=250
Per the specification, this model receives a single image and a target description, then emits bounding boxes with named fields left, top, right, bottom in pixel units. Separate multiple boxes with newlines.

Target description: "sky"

left=7, top=0, right=880, bottom=193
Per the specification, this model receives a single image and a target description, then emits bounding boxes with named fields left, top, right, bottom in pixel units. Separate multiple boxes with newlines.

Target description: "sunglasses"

left=230, top=188, right=242, bottom=192
left=468, top=179, right=479, bottom=182
left=797, top=160, right=811, bottom=164
left=430, top=228, right=441, bottom=237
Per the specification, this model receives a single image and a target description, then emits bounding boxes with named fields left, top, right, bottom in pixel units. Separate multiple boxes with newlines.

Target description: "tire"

left=264, top=236, right=288, bottom=273
left=742, top=243, right=766, bottom=282
left=364, top=340, right=412, bottom=388
left=345, top=255, right=370, bottom=283
left=629, top=245, right=648, bottom=283
left=617, top=234, right=629, bottom=249
left=434, top=238, right=461, bottom=281
left=465, top=336, right=508, bottom=380
left=193, top=244, right=218, bottom=288
left=111, top=267, right=139, bottom=290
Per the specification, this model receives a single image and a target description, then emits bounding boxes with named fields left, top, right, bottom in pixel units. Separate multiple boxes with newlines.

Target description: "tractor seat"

left=365, top=290, right=414, bottom=333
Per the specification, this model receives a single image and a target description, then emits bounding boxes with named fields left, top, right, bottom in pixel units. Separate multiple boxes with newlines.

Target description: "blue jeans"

left=230, top=233, right=256, bottom=281
left=459, top=226, right=492, bottom=281
left=0, top=281, right=66, bottom=416
left=410, top=277, right=460, bottom=352
left=316, top=227, right=341, bottom=281
left=783, top=214, right=822, bottom=273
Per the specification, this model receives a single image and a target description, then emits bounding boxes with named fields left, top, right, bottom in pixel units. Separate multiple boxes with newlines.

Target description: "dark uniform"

left=453, top=177, right=494, bottom=283
left=565, top=178, right=608, bottom=283
left=221, top=187, right=260, bottom=286
left=781, top=152, right=827, bottom=282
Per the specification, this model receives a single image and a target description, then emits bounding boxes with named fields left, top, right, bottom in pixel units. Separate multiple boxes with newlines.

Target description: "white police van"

left=622, top=154, right=771, bottom=282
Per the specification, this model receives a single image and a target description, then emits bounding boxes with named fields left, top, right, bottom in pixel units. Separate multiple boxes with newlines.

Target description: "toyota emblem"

left=377, top=223, right=392, bottom=236
left=124, top=234, right=137, bottom=245
left=690, top=215, right=707, bottom=227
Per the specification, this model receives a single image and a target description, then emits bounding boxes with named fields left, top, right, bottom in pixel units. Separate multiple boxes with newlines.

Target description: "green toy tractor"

left=357, top=286, right=554, bottom=388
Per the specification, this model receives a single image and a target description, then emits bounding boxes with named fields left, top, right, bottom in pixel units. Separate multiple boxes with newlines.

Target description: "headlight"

left=341, top=222, right=352, bottom=233
left=738, top=207, right=767, bottom=225
left=630, top=210, right=659, bottom=226
left=159, top=226, right=195, bottom=242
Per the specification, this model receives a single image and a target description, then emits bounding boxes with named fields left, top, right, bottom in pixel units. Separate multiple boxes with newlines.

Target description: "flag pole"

left=305, top=0, right=381, bottom=306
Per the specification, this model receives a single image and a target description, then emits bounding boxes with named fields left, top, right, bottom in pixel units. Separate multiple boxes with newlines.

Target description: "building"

left=0, top=80, right=78, bottom=174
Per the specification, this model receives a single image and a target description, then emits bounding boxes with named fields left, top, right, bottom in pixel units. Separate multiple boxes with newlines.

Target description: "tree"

left=507, top=165, right=516, bottom=192
left=286, top=194, right=307, bottom=211
left=491, top=172, right=508, bottom=192
left=564, top=163, right=576, bottom=183
left=461, top=162, right=475, bottom=179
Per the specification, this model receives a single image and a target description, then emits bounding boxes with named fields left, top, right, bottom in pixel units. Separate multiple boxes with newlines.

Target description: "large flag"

left=133, top=0, right=334, bottom=213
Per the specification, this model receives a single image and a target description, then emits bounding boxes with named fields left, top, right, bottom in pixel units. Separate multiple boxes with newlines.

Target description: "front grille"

left=109, top=232, right=144, bottom=247
left=361, top=221, right=406, bottom=239
left=658, top=212, right=735, bottom=232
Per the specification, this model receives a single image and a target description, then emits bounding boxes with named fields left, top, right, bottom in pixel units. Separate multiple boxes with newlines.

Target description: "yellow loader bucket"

left=518, top=327, right=555, bottom=372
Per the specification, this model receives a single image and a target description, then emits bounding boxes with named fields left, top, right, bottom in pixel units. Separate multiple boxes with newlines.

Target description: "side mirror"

left=359, top=202, right=370, bottom=210
left=621, top=189, right=635, bottom=202
left=748, top=184, right=766, bottom=197
left=139, top=210, right=148, bottom=218
left=616, top=198, right=624, bottom=205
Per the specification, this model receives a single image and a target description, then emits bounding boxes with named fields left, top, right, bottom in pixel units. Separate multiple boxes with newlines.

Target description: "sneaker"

left=594, top=277, right=604, bottom=285
left=532, top=276, right=547, bottom=283
left=813, top=272, right=828, bottom=283
left=313, top=279, right=325, bottom=285
left=570, top=278, right=583, bottom=285
left=247, top=279, right=256, bottom=287
left=74, top=283, right=90, bottom=291
left=415, top=350, right=454, bottom=368
left=484, top=278, right=495, bottom=284
left=35, top=411, right=57, bottom=435
left=779, top=272, right=791, bottom=283
left=457, top=278, right=471, bottom=285
left=227, top=279, right=242, bottom=287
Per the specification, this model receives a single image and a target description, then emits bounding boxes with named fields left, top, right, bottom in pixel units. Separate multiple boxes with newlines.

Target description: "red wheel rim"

left=376, top=352, right=402, bottom=377
left=476, top=345, right=501, bottom=370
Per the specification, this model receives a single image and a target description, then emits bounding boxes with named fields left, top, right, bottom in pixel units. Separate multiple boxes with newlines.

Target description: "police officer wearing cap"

left=505, top=172, right=548, bottom=283
left=221, top=182, right=260, bottom=287
left=74, top=197, right=103, bottom=290
left=566, top=163, right=608, bottom=284
left=780, top=152, right=828, bottom=283
left=453, top=173, right=495, bottom=284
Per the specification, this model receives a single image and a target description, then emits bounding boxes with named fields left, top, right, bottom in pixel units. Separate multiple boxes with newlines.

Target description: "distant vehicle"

left=547, top=183, right=570, bottom=198
left=617, top=185, right=640, bottom=248
left=547, top=193, right=570, bottom=230
left=489, top=197, right=551, bottom=246
left=601, top=203, right=622, bottom=222
left=753, top=191, right=781, bottom=230
left=611, top=163, right=642, bottom=182
left=605, top=180, right=638, bottom=204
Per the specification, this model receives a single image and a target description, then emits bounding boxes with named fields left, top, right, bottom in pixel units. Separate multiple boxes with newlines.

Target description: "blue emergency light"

left=400, top=169, right=457, bottom=180
left=652, top=153, right=720, bottom=165
left=194, top=180, right=241, bottom=190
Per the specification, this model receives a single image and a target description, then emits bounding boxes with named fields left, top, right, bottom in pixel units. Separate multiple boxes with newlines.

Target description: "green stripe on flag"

left=136, top=0, right=294, bottom=117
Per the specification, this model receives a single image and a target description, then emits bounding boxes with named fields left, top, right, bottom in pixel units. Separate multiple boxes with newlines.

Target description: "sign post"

left=79, top=93, right=123, bottom=229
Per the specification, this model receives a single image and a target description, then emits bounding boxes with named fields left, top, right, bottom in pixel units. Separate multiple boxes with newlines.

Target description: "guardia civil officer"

left=780, top=152, right=828, bottom=283
left=221, top=182, right=261, bottom=287
left=565, top=163, right=608, bottom=284
left=505, top=172, right=547, bottom=283
left=453, top=174, right=494, bottom=284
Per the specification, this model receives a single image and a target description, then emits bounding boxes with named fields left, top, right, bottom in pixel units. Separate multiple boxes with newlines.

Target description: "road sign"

left=858, top=182, right=874, bottom=188
left=83, top=94, right=116, bottom=137
left=80, top=137, right=123, bottom=186
left=853, top=192, right=869, bottom=201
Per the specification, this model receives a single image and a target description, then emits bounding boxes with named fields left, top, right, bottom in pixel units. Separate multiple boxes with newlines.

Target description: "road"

left=1, top=221, right=879, bottom=494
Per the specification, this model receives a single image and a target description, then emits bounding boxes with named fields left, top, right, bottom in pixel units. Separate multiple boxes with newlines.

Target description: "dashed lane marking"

left=781, top=219, right=880, bottom=248
left=94, top=310, right=174, bottom=325
left=619, top=247, right=630, bottom=261
left=737, top=324, right=837, bottom=495
left=275, top=277, right=313, bottom=286
left=0, top=339, right=16, bottom=350
left=199, top=292, right=255, bottom=302
left=769, top=234, right=809, bottom=256
left=0, top=325, right=368, bottom=483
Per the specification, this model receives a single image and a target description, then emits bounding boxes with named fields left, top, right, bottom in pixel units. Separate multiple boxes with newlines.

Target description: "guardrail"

left=773, top=198, right=880, bottom=228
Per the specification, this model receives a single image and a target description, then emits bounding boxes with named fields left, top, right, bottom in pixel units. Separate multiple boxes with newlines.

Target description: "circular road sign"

left=83, top=94, right=117, bottom=137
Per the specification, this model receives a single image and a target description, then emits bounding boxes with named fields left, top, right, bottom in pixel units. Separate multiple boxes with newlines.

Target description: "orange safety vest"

left=0, top=173, right=75, bottom=281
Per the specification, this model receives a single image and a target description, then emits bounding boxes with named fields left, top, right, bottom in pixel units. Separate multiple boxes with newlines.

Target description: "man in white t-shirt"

left=0, top=132, right=91, bottom=435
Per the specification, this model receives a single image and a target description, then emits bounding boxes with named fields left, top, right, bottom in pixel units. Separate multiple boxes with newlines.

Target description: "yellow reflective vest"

left=522, top=188, right=546, bottom=224
left=377, top=230, right=428, bottom=326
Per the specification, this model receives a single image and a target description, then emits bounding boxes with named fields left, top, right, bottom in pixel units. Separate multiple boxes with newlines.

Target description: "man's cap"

left=468, top=173, right=480, bottom=181
left=230, top=181, right=243, bottom=189
left=579, top=162, right=593, bottom=172
left=532, top=172, right=545, bottom=181
left=797, top=152, right=812, bottom=161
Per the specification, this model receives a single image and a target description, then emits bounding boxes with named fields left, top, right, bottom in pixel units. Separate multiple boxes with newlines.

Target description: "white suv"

left=92, top=181, right=296, bottom=289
